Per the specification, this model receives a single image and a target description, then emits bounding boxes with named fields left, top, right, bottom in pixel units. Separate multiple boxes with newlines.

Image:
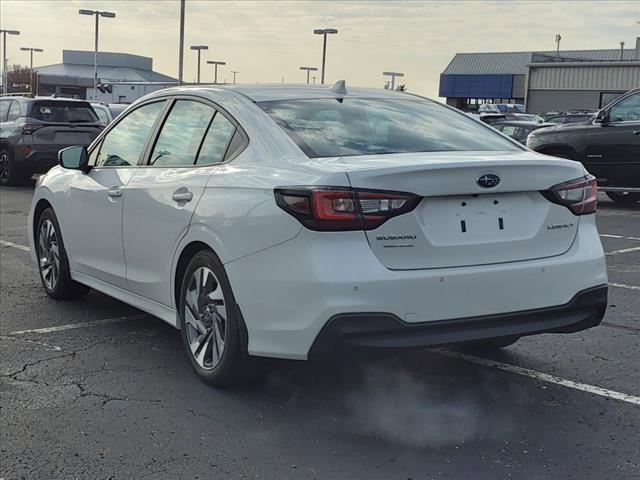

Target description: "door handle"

left=633, top=130, right=640, bottom=136
left=107, top=188, right=123, bottom=198
left=172, top=190, right=193, bottom=202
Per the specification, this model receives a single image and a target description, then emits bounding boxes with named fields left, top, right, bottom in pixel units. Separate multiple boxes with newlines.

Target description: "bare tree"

left=7, top=64, right=31, bottom=92
left=395, top=84, right=407, bottom=92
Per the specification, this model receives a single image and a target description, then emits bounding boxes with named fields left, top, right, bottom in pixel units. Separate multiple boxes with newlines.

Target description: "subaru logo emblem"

left=477, top=173, right=501, bottom=188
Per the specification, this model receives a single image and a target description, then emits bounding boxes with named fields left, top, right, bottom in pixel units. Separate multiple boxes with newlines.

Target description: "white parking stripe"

left=0, top=240, right=30, bottom=252
left=608, top=282, right=640, bottom=291
left=10, top=314, right=150, bottom=335
left=600, top=234, right=640, bottom=242
left=606, top=246, right=640, bottom=256
left=437, top=350, right=640, bottom=406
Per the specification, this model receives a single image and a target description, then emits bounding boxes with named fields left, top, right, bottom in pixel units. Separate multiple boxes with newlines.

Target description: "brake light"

left=543, top=175, right=597, bottom=215
left=275, top=187, right=421, bottom=231
left=21, top=123, right=42, bottom=135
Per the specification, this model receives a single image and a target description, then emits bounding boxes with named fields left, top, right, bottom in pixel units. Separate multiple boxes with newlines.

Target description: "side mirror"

left=594, top=110, right=609, bottom=125
left=58, top=145, right=90, bottom=173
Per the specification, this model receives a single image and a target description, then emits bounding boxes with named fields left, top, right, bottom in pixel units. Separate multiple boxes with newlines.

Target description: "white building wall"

left=87, top=84, right=172, bottom=104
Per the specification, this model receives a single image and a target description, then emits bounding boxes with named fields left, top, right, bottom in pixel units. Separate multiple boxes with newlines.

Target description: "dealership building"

left=440, top=38, right=640, bottom=113
left=34, top=50, right=176, bottom=103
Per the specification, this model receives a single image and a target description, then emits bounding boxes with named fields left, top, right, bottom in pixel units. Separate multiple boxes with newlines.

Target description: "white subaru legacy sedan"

left=28, top=83, right=608, bottom=386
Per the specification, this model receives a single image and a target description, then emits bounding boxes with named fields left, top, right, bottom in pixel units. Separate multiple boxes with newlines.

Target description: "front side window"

left=96, top=101, right=166, bottom=167
left=260, top=98, right=521, bottom=158
left=149, top=100, right=215, bottom=167
left=609, top=93, right=640, bottom=123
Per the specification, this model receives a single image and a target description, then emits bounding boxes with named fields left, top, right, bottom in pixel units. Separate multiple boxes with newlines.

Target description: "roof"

left=443, top=49, right=639, bottom=75
left=163, top=83, right=417, bottom=102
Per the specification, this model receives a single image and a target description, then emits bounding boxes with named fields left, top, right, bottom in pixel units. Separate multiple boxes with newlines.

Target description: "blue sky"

left=2, top=0, right=639, bottom=97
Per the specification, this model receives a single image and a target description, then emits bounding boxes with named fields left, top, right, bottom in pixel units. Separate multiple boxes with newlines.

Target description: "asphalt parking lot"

left=1, top=185, right=638, bottom=480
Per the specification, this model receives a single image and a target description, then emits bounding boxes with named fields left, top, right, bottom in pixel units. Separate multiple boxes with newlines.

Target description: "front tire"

left=36, top=208, right=90, bottom=300
left=605, top=191, right=640, bottom=205
left=179, top=249, right=259, bottom=387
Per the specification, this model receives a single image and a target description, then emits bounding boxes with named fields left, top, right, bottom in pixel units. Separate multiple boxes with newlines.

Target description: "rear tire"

left=0, top=148, right=24, bottom=186
left=179, top=249, right=261, bottom=387
left=36, top=208, right=90, bottom=300
left=605, top=191, right=640, bottom=205
left=460, top=336, right=520, bottom=353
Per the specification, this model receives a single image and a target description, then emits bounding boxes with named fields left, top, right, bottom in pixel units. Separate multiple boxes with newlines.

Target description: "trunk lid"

left=340, top=151, right=584, bottom=270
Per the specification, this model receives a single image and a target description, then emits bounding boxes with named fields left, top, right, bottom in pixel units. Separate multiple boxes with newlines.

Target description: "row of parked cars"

left=1, top=90, right=638, bottom=204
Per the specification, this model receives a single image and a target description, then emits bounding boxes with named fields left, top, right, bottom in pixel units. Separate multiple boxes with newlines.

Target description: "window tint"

left=30, top=101, right=98, bottom=123
left=499, top=125, right=517, bottom=137
left=7, top=101, right=21, bottom=122
left=261, top=98, right=520, bottom=158
left=150, top=100, right=215, bottom=167
left=0, top=100, right=10, bottom=122
left=96, top=101, right=165, bottom=167
left=93, top=107, right=110, bottom=125
left=609, top=93, right=640, bottom=123
left=196, top=112, right=236, bottom=165
left=223, top=129, right=245, bottom=161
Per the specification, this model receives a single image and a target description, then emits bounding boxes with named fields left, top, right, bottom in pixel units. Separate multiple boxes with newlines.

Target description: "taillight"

left=275, top=187, right=421, bottom=231
left=542, top=175, right=597, bottom=215
left=21, top=123, right=42, bottom=135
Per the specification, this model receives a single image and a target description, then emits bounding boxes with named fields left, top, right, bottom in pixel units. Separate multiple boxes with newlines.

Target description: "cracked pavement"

left=1, top=186, right=639, bottom=479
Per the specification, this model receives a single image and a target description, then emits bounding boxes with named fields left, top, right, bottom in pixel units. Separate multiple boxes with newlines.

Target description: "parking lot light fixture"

left=206, top=60, right=226, bottom=84
left=231, top=70, right=239, bottom=84
left=299, top=66, right=318, bottom=84
left=1, top=29, right=20, bottom=95
left=382, top=71, right=404, bottom=90
left=313, top=28, right=338, bottom=84
left=20, top=47, right=44, bottom=95
left=191, top=45, right=209, bottom=84
left=555, top=33, right=562, bottom=59
left=78, top=9, right=116, bottom=100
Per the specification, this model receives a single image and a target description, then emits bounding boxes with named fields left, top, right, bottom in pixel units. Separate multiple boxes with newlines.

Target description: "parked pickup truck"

left=527, top=88, right=640, bottom=205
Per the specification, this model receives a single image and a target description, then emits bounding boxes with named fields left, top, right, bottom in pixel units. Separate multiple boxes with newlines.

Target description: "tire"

left=179, top=249, right=260, bottom=387
left=35, top=208, right=90, bottom=300
left=460, top=336, right=520, bottom=353
left=605, top=191, right=640, bottom=205
left=0, top=148, right=24, bottom=186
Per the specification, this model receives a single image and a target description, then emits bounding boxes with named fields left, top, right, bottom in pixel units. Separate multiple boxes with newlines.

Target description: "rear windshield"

left=259, top=98, right=521, bottom=158
left=30, top=101, right=99, bottom=123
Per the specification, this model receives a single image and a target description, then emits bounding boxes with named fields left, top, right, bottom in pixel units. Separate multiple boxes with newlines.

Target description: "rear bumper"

left=24, top=150, right=60, bottom=174
left=309, top=285, right=607, bottom=358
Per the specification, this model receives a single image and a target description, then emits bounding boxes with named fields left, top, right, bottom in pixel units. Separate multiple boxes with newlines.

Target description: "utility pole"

left=206, top=60, right=226, bottom=84
left=178, top=0, right=185, bottom=85
left=231, top=70, right=238, bottom=83
left=383, top=71, right=404, bottom=90
left=79, top=9, right=116, bottom=100
left=299, top=66, right=318, bottom=84
left=620, top=41, right=625, bottom=61
left=20, top=47, right=44, bottom=95
left=555, top=33, right=562, bottom=59
left=313, top=28, right=338, bottom=84
left=1, top=29, right=20, bottom=95
left=190, top=45, right=209, bottom=84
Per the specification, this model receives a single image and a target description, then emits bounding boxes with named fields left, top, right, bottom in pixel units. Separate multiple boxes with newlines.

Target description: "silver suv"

left=0, top=97, right=103, bottom=185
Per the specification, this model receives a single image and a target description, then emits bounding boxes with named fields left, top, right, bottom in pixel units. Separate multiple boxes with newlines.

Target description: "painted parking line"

left=437, top=349, right=640, bottom=407
left=608, top=282, right=640, bottom=291
left=606, top=246, right=640, bottom=256
left=600, top=234, right=640, bottom=242
left=10, top=314, right=150, bottom=335
left=0, top=239, right=30, bottom=252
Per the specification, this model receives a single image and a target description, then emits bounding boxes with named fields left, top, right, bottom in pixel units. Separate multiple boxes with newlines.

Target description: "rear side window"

left=261, top=98, right=521, bottom=158
left=93, top=107, right=110, bottom=125
left=196, top=113, right=236, bottom=165
left=30, top=101, right=98, bottom=123
left=96, top=101, right=165, bottom=167
left=149, top=100, right=215, bottom=167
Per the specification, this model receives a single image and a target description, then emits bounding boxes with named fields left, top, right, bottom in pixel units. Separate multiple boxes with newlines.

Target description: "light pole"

left=555, top=34, right=562, bottom=59
left=231, top=70, right=239, bottom=84
left=620, top=41, right=625, bottom=61
left=299, top=66, right=318, bottom=84
left=383, top=71, right=404, bottom=90
left=313, top=28, right=338, bottom=84
left=78, top=9, right=116, bottom=100
left=311, top=75, right=317, bottom=84
left=1, top=29, right=20, bottom=95
left=178, top=0, right=185, bottom=85
left=20, top=47, right=44, bottom=95
left=191, top=45, right=208, bottom=84
left=206, top=60, right=225, bottom=84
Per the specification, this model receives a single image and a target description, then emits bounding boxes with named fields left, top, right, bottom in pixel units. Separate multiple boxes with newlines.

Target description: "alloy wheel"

left=37, top=219, right=60, bottom=290
left=0, top=153, right=11, bottom=182
left=184, top=267, right=227, bottom=370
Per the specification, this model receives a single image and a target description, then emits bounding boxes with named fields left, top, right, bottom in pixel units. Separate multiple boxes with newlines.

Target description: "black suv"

left=0, top=97, right=103, bottom=185
left=528, top=88, right=640, bottom=205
